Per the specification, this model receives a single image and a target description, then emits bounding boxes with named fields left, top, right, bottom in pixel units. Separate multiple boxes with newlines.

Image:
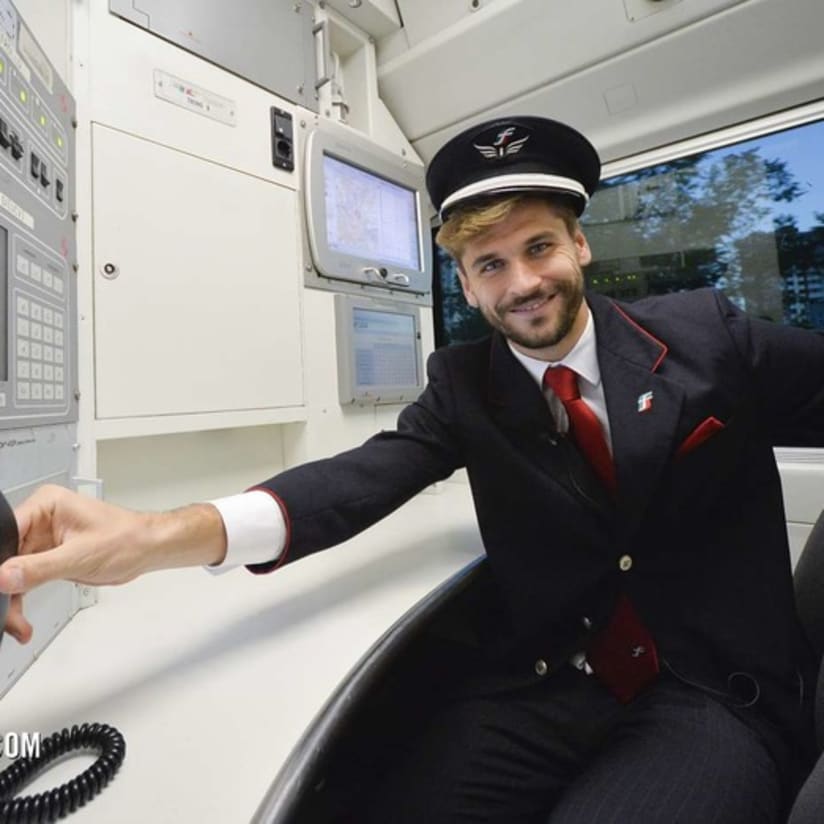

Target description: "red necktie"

left=542, top=365, right=616, bottom=492
left=543, top=365, right=659, bottom=702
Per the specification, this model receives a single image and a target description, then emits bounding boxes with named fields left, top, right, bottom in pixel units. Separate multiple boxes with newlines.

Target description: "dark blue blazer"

left=255, top=287, right=824, bottom=766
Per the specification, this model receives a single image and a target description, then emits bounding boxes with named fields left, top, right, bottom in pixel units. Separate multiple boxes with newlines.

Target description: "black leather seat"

left=787, top=510, right=824, bottom=824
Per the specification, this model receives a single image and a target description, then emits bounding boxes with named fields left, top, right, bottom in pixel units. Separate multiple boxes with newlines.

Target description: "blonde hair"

left=435, top=194, right=578, bottom=264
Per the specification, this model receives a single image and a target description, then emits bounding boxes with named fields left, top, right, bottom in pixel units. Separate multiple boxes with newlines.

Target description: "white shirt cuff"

left=205, top=490, right=286, bottom=574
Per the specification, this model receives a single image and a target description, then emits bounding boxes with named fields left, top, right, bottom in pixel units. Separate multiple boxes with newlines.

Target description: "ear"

left=573, top=227, right=592, bottom=267
left=457, top=266, right=479, bottom=308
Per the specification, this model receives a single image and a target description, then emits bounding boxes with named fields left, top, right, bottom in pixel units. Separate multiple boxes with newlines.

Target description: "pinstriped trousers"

left=366, top=667, right=785, bottom=823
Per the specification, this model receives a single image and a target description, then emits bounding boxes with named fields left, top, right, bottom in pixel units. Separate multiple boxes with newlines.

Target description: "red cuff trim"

left=244, top=486, right=292, bottom=574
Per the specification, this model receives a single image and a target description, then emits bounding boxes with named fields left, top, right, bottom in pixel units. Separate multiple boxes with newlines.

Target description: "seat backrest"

left=794, top=511, right=824, bottom=753
left=794, top=510, right=824, bottom=661
left=787, top=514, right=824, bottom=823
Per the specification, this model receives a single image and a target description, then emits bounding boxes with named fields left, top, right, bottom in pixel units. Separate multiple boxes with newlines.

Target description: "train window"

left=431, top=240, right=489, bottom=348
left=433, top=111, right=824, bottom=346
left=583, top=115, right=824, bottom=329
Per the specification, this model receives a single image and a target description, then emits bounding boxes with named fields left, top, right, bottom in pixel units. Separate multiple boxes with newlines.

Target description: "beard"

left=478, top=276, right=585, bottom=352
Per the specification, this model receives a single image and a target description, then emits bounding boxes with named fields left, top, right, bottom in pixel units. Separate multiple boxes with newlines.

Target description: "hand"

left=0, top=484, right=227, bottom=643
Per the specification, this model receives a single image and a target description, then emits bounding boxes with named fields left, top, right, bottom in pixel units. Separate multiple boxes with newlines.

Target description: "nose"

left=507, top=257, right=543, bottom=297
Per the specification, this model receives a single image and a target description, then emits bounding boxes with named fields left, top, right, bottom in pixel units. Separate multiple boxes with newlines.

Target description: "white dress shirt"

left=507, top=305, right=613, bottom=453
left=209, top=303, right=611, bottom=572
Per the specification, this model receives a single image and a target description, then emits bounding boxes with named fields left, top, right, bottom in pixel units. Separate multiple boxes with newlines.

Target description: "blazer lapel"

left=486, top=331, right=611, bottom=513
left=588, top=293, right=685, bottom=535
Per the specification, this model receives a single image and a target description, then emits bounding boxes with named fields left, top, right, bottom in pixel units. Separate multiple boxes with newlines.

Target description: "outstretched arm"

left=0, top=484, right=226, bottom=642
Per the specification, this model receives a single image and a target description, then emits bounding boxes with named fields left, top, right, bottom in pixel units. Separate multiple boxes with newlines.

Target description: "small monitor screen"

left=323, top=153, right=420, bottom=271
left=352, top=307, right=419, bottom=390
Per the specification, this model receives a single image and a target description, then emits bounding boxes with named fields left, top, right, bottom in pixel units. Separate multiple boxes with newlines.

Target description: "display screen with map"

left=304, top=122, right=432, bottom=296
left=323, top=154, right=420, bottom=270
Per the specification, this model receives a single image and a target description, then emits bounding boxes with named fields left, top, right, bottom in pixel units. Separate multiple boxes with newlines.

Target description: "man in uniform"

left=3, top=116, right=824, bottom=822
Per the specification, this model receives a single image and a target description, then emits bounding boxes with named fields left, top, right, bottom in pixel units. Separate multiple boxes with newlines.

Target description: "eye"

left=528, top=241, right=551, bottom=256
left=479, top=258, right=504, bottom=275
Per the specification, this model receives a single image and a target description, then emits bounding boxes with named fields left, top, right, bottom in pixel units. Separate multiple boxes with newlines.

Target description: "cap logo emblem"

left=474, top=125, right=530, bottom=160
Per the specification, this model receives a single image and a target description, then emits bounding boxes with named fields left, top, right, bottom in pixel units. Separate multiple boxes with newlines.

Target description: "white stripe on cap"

left=440, top=172, right=589, bottom=216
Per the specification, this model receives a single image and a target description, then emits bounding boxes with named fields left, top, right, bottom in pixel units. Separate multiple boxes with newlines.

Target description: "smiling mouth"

left=509, top=293, right=556, bottom=314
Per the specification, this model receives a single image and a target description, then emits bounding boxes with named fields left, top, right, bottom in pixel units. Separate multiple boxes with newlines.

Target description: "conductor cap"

left=426, top=116, right=601, bottom=219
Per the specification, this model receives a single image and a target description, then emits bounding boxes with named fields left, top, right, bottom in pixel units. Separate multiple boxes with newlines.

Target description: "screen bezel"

left=305, top=122, right=433, bottom=296
left=334, top=293, right=425, bottom=406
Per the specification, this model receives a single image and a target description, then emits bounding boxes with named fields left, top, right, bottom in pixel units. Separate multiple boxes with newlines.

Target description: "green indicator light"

left=39, top=115, right=46, bottom=126
left=0, top=60, right=5, bottom=73
left=19, top=89, right=27, bottom=103
left=56, top=136, right=63, bottom=148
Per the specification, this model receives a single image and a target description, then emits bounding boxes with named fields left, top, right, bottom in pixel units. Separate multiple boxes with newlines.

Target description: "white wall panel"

left=788, top=522, right=813, bottom=570
left=98, top=426, right=285, bottom=510
left=92, top=124, right=304, bottom=421
left=84, top=0, right=302, bottom=187
left=779, top=459, right=824, bottom=525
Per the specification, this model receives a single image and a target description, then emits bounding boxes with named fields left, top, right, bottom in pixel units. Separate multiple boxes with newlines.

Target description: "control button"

left=43, top=307, right=53, bottom=325
left=30, top=302, right=42, bottom=321
left=54, top=312, right=63, bottom=329
left=31, top=382, right=43, bottom=400
left=16, top=254, right=29, bottom=275
left=31, top=362, right=42, bottom=379
left=30, top=263, right=42, bottom=282
left=55, top=348, right=64, bottom=364
left=17, top=318, right=29, bottom=337
left=16, top=296, right=29, bottom=316
left=17, top=360, right=30, bottom=379
left=534, top=659, right=549, bottom=676
left=43, top=384, right=54, bottom=400
left=43, top=364, right=54, bottom=381
left=55, top=178, right=64, bottom=202
left=0, top=392, right=5, bottom=408
left=10, top=133, right=23, bottom=160
left=30, top=151, right=40, bottom=180
left=56, top=384, right=64, bottom=401
left=43, top=270, right=53, bottom=289
left=43, top=344, right=53, bottom=362
left=55, top=330, right=63, bottom=347
left=0, top=118, right=9, bottom=149
left=40, top=161, right=50, bottom=188
left=54, top=276, right=64, bottom=294
left=16, top=338, right=29, bottom=357
left=29, top=321, right=42, bottom=340
left=43, top=326, right=53, bottom=343
left=16, top=381, right=30, bottom=400
left=618, top=554, right=633, bottom=572
left=55, top=366, right=64, bottom=382
left=30, top=342, right=42, bottom=360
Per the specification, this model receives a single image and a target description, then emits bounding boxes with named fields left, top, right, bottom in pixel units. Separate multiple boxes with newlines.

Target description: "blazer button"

left=618, top=554, right=633, bottom=572
left=534, top=659, right=549, bottom=676
left=582, top=616, right=593, bottom=629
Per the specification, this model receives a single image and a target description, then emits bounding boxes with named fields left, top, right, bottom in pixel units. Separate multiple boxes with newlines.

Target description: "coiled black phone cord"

left=0, top=722, right=125, bottom=822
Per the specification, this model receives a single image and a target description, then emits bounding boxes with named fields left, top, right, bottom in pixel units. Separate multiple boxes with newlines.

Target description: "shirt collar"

left=507, top=303, right=601, bottom=390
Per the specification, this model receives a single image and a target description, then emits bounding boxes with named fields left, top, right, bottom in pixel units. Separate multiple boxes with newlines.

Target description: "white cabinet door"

left=92, top=124, right=303, bottom=420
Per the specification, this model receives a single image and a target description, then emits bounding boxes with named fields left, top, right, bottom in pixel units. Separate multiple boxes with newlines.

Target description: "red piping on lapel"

left=609, top=302, right=669, bottom=373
